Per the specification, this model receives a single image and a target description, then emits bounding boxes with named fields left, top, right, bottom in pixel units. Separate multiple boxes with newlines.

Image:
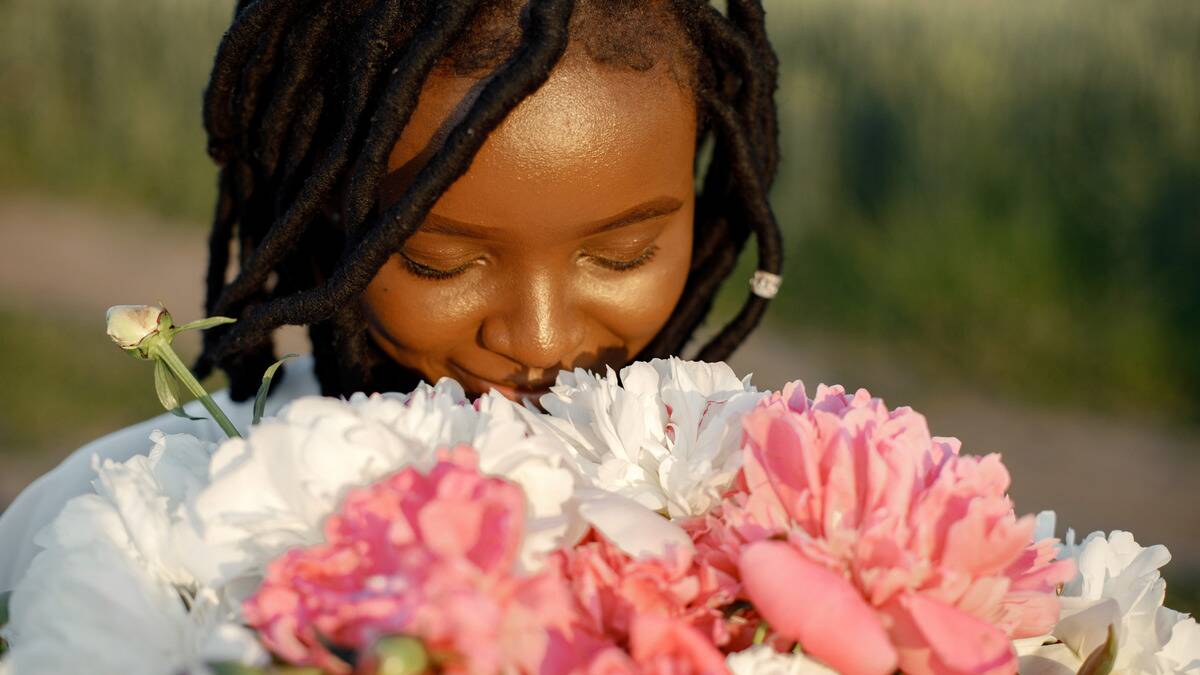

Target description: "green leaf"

left=156, top=359, right=204, bottom=421
left=154, top=358, right=180, bottom=411
left=1077, top=624, right=1119, bottom=675
left=168, top=406, right=207, bottom=422
left=253, top=353, right=298, bottom=425
left=173, top=316, right=237, bottom=334
left=0, top=590, right=8, bottom=656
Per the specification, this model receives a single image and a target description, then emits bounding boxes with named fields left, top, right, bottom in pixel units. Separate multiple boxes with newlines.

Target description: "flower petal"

left=575, top=491, right=694, bottom=559
left=739, top=541, right=897, bottom=675
left=881, top=592, right=1017, bottom=675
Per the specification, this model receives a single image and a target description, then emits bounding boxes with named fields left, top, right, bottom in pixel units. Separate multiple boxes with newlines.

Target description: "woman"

left=0, top=0, right=782, bottom=590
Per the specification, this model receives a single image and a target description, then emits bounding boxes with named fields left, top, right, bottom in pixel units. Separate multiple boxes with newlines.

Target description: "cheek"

left=361, top=258, right=488, bottom=358
left=582, top=216, right=693, bottom=349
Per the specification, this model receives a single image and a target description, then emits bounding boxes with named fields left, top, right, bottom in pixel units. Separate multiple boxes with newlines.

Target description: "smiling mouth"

left=449, top=364, right=555, bottom=402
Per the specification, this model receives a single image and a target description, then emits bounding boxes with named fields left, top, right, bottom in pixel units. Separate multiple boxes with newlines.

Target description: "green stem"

left=753, top=621, right=769, bottom=645
left=153, top=343, right=241, bottom=438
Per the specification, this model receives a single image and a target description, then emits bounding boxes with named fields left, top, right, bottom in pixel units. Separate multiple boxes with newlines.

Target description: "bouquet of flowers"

left=0, top=306, right=1195, bottom=675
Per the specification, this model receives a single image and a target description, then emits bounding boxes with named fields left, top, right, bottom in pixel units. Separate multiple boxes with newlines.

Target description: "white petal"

left=198, top=622, right=269, bottom=667
left=105, top=305, right=163, bottom=348
left=539, top=358, right=759, bottom=519
left=727, top=645, right=837, bottom=675
left=1052, top=524, right=1191, bottom=672
left=1164, top=616, right=1200, bottom=672
left=1016, top=642, right=1081, bottom=675
left=1033, top=510, right=1058, bottom=543
left=6, top=500, right=251, bottom=675
left=1012, top=634, right=1055, bottom=657
left=574, top=491, right=693, bottom=558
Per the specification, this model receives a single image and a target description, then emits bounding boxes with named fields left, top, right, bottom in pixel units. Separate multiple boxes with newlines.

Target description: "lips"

left=448, top=363, right=555, bottom=402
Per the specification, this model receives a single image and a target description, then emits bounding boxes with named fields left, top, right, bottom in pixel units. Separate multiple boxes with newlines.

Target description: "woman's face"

left=362, top=49, right=696, bottom=401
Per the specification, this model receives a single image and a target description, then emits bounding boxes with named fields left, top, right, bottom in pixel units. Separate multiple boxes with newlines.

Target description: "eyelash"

left=400, top=253, right=474, bottom=280
left=400, top=244, right=660, bottom=281
left=586, top=244, right=659, bottom=272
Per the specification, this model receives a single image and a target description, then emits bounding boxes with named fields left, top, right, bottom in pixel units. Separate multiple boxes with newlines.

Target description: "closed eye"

left=585, top=245, right=659, bottom=272
left=400, top=252, right=474, bottom=280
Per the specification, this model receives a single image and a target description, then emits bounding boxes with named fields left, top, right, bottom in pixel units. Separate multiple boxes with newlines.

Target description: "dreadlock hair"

left=197, top=0, right=783, bottom=401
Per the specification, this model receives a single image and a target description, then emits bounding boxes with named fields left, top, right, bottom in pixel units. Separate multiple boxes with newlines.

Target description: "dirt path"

left=2, top=196, right=1197, bottom=573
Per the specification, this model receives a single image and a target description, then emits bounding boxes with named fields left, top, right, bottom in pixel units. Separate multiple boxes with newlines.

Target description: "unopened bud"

left=106, top=304, right=169, bottom=352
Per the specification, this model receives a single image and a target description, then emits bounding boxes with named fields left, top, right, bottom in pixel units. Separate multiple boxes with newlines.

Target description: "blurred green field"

left=0, top=308, right=170, bottom=460
left=1, top=0, right=1198, bottom=425
left=0, top=0, right=232, bottom=218
left=770, top=0, right=1200, bottom=423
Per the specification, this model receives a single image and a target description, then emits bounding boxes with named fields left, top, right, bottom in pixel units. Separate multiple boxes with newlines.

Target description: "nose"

left=480, top=271, right=586, bottom=372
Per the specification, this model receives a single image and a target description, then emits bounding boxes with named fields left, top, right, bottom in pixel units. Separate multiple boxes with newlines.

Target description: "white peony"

left=178, top=380, right=585, bottom=589
left=727, top=646, right=838, bottom=674
left=90, top=431, right=215, bottom=587
left=1157, top=609, right=1200, bottom=674
left=0, top=376, right=690, bottom=672
left=1020, top=513, right=1200, bottom=675
left=534, top=358, right=765, bottom=518
left=1, top=457, right=264, bottom=675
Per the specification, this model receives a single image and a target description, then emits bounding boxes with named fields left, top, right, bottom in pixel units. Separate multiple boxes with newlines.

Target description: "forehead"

left=383, top=50, right=697, bottom=232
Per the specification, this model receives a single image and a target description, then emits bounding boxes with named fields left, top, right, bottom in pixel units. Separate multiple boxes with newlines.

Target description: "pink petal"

left=882, top=592, right=1017, bottom=675
left=418, top=499, right=482, bottom=559
left=630, top=614, right=730, bottom=674
left=739, top=541, right=897, bottom=675
left=584, top=647, right=640, bottom=675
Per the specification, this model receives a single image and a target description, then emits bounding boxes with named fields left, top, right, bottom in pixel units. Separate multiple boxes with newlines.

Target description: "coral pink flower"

left=565, top=617, right=729, bottom=675
left=551, top=532, right=739, bottom=652
left=628, top=615, right=732, bottom=674
left=540, top=531, right=740, bottom=674
left=243, top=446, right=578, bottom=674
left=689, top=382, right=1074, bottom=675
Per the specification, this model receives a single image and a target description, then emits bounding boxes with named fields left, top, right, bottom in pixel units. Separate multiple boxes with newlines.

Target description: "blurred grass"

left=1, top=0, right=1198, bottom=425
left=762, top=0, right=1200, bottom=421
left=1169, top=573, right=1200, bottom=619
left=0, top=309, right=173, bottom=460
left=0, top=0, right=233, bottom=221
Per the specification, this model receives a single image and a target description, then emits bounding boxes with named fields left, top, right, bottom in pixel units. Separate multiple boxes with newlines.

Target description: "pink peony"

left=569, top=618, right=730, bottom=675
left=688, top=382, right=1075, bottom=675
left=243, top=446, right=578, bottom=674
left=551, top=532, right=739, bottom=649
left=628, top=615, right=732, bottom=674
left=541, top=530, right=739, bottom=674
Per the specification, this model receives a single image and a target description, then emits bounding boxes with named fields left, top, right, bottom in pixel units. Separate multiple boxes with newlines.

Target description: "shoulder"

left=0, top=355, right=321, bottom=591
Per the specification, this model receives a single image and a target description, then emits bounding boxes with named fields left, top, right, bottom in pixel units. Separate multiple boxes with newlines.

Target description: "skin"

left=362, top=46, right=697, bottom=402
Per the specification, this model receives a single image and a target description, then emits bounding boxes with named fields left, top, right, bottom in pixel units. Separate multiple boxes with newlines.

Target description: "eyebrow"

left=417, top=196, right=685, bottom=241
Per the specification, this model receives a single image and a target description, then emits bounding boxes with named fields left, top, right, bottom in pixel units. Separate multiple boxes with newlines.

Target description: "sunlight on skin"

left=363, top=46, right=697, bottom=401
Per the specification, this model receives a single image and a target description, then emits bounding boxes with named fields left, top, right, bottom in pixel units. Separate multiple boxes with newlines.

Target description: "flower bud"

left=106, top=305, right=168, bottom=350
left=359, top=636, right=429, bottom=675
